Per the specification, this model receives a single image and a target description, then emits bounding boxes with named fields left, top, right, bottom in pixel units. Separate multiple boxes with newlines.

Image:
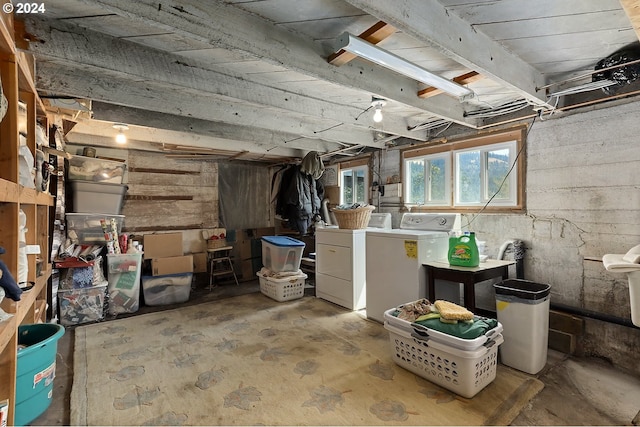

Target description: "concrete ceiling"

left=19, top=0, right=640, bottom=163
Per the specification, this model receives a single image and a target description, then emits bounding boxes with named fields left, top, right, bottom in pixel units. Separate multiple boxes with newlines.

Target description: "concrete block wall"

left=373, top=100, right=640, bottom=376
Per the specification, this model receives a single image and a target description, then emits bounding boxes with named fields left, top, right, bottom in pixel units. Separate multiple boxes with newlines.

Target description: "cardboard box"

left=151, top=255, right=193, bottom=276
left=192, top=252, right=208, bottom=273
left=144, top=233, right=183, bottom=260
left=324, top=186, right=341, bottom=205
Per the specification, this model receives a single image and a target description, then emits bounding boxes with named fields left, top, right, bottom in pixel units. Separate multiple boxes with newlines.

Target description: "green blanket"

left=413, top=315, right=498, bottom=340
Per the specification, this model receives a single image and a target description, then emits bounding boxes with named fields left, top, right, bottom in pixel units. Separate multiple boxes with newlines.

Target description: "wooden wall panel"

left=122, top=150, right=219, bottom=231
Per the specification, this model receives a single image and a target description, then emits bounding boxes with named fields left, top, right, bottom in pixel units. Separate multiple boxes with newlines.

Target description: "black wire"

left=355, top=105, right=373, bottom=121
left=313, top=123, right=343, bottom=134
left=466, top=114, right=538, bottom=228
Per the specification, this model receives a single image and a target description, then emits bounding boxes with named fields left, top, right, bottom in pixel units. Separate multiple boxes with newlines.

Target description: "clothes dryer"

left=315, top=212, right=392, bottom=310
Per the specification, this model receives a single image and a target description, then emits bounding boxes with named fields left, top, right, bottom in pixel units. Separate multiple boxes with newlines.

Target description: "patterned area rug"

left=71, top=293, right=543, bottom=425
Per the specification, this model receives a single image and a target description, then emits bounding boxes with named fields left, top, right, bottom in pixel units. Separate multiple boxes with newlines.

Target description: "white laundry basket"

left=384, top=322, right=503, bottom=398
left=257, top=269, right=306, bottom=302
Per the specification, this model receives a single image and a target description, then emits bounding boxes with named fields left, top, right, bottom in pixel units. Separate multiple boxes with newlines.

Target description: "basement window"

left=402, top=127, right=526, bottom=212
left=336, top=157, right=370, bottom=205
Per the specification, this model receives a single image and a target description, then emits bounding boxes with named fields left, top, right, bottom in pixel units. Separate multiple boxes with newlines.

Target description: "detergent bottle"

left=448, top=231, right=480, bottom=267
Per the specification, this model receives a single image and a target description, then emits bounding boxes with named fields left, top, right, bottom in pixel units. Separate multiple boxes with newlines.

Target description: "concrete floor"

left=29, top=275, right=640, bottom=426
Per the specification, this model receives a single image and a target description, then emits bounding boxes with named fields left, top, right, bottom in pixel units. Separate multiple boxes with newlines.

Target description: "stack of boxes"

left=142, top=232, right=194, bottom=305
left=257, top=236, right=307, bottom=302
left=57, top=153, right=129, bottom=325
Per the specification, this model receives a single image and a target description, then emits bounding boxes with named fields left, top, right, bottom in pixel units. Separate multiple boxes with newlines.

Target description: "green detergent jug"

left=448, top=232, right=480, bottom=267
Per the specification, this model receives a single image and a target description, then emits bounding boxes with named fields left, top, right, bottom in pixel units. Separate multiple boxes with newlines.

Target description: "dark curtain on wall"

left=218, top=162, right=271, bottom=230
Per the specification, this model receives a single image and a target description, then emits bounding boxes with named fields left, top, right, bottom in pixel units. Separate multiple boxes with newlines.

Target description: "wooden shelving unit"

left=0, top=11, right=53, bottom=426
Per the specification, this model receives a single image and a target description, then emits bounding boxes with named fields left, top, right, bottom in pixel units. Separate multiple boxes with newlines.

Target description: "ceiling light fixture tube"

left=335, top=32, right=475, bottom=101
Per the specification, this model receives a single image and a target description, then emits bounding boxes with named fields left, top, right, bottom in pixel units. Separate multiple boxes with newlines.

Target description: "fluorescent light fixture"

left=335, top=32, right=475, bottom=101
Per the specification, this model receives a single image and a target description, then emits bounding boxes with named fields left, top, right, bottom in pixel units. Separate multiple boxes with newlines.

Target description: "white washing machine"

left=365, top=213, right=461, bottom=322
left=315, top=213, right=392, bottom=310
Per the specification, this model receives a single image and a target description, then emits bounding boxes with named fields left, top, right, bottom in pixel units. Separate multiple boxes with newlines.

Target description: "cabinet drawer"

left=316, top=273, right=354, bottom=309
left=315, top=230, right=354, bottom=247
left=316, top=243, right=351, bottom=280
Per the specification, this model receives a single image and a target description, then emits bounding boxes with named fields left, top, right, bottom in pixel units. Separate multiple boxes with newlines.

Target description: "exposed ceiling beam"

left=66, top=0, right=478, bottom=128
left=35, top=61, right=383, bottom=150
left=328, top=21, right=396, bottom=66
left=24, top=17, right=424, bottom=142
left=343, top=0, right=552, bottom=108
left=67, top=119, right=306, bottom=159
left=90, top=102, right=342, bottom=153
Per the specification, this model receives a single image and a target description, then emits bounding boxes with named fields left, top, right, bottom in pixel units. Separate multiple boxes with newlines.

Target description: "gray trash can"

left=494, top=279, right=551, bottom=374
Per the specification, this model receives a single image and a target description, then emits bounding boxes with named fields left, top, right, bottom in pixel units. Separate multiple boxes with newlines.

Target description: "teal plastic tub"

left=16, top=323, right=65, bottom=426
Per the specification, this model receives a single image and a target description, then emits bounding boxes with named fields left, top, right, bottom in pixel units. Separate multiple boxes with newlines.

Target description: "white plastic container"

left=384, top=322, right=503, bottom=398
left=383, top=307, right=503, bottom=351
left=67, top=155, right=126, bottom=184
left=261, top=236, right=305, bottom=272
left=142, top=273, right=192, bottom=306
left=66, top=213, right=124, bottom=244
left=71, top=181, right=128, bottom=215
left=18, top=209, right=28, bottom=285
left=107, top=253, right=142, bottom=315
left=58, top=282, right=107, bottom=326
left=257, top=269, right=306, bottom=302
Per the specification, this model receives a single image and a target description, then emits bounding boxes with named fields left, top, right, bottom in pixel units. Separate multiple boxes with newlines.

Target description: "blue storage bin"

left=261, top=236, right=305, bottom=272
left=16, top=323, right=65, bottom=426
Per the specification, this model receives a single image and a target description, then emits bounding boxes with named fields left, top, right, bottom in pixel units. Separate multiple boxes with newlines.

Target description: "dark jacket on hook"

left=276, top=165, right=324, bottom=234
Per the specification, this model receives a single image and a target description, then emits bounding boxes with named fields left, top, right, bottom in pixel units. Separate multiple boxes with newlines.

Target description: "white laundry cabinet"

left=315, top=227, right=366, bottom=310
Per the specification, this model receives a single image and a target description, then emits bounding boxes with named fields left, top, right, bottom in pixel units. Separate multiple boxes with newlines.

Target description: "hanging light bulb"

left=373, top=105, right=383, bottom=123
left=116, top=130, right=127, bottom=144
left=371, top=97, right=386, bottom=123
left=113, top=123, right=129, bottom=144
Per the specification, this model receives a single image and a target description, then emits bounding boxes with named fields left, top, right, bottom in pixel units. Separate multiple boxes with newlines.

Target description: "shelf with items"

left=0, top=10, right=53, bottom=426
left=0, top=267, right=50, bottom=325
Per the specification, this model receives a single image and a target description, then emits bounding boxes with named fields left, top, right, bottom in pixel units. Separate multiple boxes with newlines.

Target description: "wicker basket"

left=207, top=239, right=227, bottom=250
left=331, top=205, right=376, bottom=230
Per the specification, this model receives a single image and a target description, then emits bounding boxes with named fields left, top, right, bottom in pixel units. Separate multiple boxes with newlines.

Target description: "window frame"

left=404, top=153, right=452, bottom=206
left=401, top=127, right=526, bottom=213
left=453, top=140, right=518, bottom=207
left=336, top=156, right=371, bottom=205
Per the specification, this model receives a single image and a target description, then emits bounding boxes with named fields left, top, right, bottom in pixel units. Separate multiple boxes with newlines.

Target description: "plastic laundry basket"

left=16, top=323, right=65, bottom=426
left=494, top=279, right=551, bottom=374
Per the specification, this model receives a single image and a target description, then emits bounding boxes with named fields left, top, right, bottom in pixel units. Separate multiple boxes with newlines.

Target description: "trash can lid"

left=261, top=236, right=305, bottom=247
left=494, top=279, right=551, bottom=300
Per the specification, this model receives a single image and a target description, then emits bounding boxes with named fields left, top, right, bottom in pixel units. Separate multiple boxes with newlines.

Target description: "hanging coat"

left=276, top=165, right=322, bottom=234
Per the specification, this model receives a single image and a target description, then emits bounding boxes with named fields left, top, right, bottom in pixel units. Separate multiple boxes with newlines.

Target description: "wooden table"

left=425, top=259, right=515, bottom=315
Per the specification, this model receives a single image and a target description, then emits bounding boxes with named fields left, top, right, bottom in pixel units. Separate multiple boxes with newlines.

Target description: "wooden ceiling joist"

left=418, top=71, right=484, bottom=99
left=328, top=21, right=396, bottom=66
left=620, top=0, right=640, bottom=41
left=227, top=150, right=249, bottom=160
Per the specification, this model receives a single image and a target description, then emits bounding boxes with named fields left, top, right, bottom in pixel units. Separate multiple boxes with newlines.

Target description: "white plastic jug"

left=18, top=209, right=28, bottom=285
